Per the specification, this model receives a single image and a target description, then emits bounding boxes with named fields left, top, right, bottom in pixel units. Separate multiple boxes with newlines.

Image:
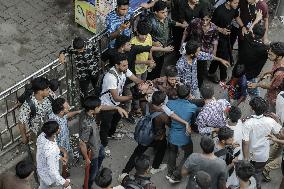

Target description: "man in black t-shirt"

left=208, top=0, right=239, bottom=83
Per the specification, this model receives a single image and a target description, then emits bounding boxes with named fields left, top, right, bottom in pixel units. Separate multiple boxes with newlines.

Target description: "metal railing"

left=0, top=8, right=142, bottom=156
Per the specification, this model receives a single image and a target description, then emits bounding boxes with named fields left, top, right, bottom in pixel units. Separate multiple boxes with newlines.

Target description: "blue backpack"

left=134, top=104, right=162, bottom=146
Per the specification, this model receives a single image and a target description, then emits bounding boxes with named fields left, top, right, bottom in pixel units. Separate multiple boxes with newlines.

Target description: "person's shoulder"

left=106, top=10, right=116, bottom=18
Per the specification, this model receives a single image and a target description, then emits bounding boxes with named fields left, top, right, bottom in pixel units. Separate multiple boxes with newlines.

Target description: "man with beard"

left=99, top=53, right=142, bottom=156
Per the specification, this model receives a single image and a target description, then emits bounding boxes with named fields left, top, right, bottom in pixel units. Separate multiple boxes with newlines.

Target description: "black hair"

left=18, top=83, right=33, bottom=104
left=95, top=168, right=113, bottom=188
left=41, top=121, right=59, bottom=138
left=73, top=37, right=85, bottom=49
left=115, top=35, right=130, bottom=49
left=249, top=96, right=268, bottom=115
left=83, top=96, right=101, bottom=111
left=252, top=23, right=266, bottom=40
left=153, top=0, right=167, bottom=12
left=218, top=127, right=234, bottom=141
left=31, top=77, right=50, bottom=93
left=136, top=21, right=151, bottom=35
left=164, top=66, right=178, bottom=77
left=185, top=40, right=200, bottom=55
left=134, top=154, right=151, bottom=175
left=52, top=98, right=66, bottom=114
left=152, top=91, right=166, bottom=106
left=200, top=136, right=215, bottom=154
left=177, top=85, right=190, bottom=99
left=49, top=79, right=60, bottom=92
left=15, top=160, right=34, bottom=179
left=235, top=160, right=255, bottom=182
left=228, top=106, right=242, bottom=123
left=200, top=84, right=214, bottom=99
left=201, top=8, right=213, bottom=19
left=232, top=64, right=245, bottom=78
left=113, top=52, right=128, bottom=65
left=117, top=0, right=129, bottom=7
left=270, top=42, right=284, bottom=57
left=195, top=171, right=212, bottom=189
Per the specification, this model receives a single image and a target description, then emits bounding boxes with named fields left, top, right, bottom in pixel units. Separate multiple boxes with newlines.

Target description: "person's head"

left=152, top=91, right=166, bottom=106
left=235, top=160, right=255, bottom=182
left=189, top=0, right=200, bottom=6
left=116, top=0, right=129, bottom=16
left=228, top=106, right=242, bottom=123
left=134, top=154, right=151, bottom=175
left=252, top=23, right=266, bottom=40
left=83, top=96, right=102, bottom=116
left=201, top=9, right=213, bottom=27
left=15, top=160, right=34, bottom=179
left=200, top=84, right=214, bottom=100
left=114, top=53, right=129, bottom=73
left=177, top=85, right=190, bottom=99
left=31, top=77, right=50, bottom=97
left=246, top=0, right=258, bottom=5
left=115, top=35, right=131, bottom=51
left=49, top=79, right=60, bottom=92
left=41, top=121, right=60, bottom=138
left=73, top=37, right=85, bottom=52
left=200, top=136, right=215, bottom=154
left=268, top=42, right=284, bottom=62
left=195, top=171, right=212, bottom=189
left=226, top=0, right=239, bottom=9
left=232, top=64, right=245, bottom=78
left=52, top=98, right=70, bottom=116
left=136, top=21, right=151, bottom=42
left=165, top=66, right=178, bottom=87
left=218, top=127, right=234, bottom=146
left=95, top=168, right=113, bottom=188
left=185, top=40, right=201, bottom=59
left=153, top=0, right=168, bottom=20
left=249, top=96, right=268, bottom=115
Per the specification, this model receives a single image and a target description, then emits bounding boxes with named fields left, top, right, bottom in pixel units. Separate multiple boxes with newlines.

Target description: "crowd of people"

left=1, top=0, right=284, bottom=188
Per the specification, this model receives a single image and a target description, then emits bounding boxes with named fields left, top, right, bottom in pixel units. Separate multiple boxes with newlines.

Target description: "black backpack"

left=124, top=177, right=152, bottom=189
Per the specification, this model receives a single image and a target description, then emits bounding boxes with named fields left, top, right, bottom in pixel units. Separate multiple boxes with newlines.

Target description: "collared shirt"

left=276, top=91, right=284, bottom=124
left=196, top=99, right=230, bottom=134
left=186, top=18, right=219, bottom=53
left=178, top=0, right=207, bottom=23
left=152, top=76, right=178, bottom=99
left=106, top=8, right=135, bottom=48
left=36, top=133, right=65, bottom=186
left=176, top=52, right=213, bottom=91
left=79, top=111, right=101, bottom=158
left=242, top=114, right=282, bottom=162
left=19, top=95, right=53, bottom=134
left=49, top=113, right=71, bottom=152
left=63, top=41, right=100, bottom=81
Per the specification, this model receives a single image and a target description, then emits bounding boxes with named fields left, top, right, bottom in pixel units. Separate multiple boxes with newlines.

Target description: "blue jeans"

left=247, top=78, right=260, bottom=98
left=88, top=145, right=105, bottom=189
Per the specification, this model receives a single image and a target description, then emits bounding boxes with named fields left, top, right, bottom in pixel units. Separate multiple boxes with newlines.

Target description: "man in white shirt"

left=242, top=97, right=282, bottom=189
left=100, top=52, right=142, bottom=156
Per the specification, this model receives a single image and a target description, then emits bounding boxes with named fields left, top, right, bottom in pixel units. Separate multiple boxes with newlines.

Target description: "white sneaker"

left=104, top=146, right=111, bottom=157
left=150, top=164, right=167, bottom=174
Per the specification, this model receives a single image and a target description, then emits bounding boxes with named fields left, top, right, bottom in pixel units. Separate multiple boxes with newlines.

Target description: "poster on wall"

left=75, top=0, right=97, bottom=33
left=96, top=0, right=116, bottom=32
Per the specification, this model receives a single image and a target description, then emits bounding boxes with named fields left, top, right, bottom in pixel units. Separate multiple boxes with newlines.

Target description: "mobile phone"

left=124, top=19, right=130, bottom=24
left=234, top=150, right=241, bottom=157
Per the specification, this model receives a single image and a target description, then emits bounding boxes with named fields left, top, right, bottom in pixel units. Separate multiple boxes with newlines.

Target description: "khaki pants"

left=264, top=142, right=283, bottom=172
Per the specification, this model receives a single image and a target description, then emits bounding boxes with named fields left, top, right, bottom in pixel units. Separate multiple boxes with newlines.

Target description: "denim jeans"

left=88, top=145, right=105, bottom=189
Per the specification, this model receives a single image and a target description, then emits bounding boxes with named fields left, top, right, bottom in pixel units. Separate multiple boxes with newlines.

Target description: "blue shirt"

left=167, top=99, right=197, bottom=146
left=105, top=8, right=135, bottom=48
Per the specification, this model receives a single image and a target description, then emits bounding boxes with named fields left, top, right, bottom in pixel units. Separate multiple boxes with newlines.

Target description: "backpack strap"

left=214, top=148, right=227, bottom=158
left=26, top=97, right=36, bottom=128
left=272, top=67, right=284, bottom=77
left=101, top=69, right=119, bottom=96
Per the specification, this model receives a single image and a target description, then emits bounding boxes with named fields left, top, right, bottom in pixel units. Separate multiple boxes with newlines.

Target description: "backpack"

left=97, top=69, right=119, bottom=97
left=124, top=176, right=152, bottom=189
left=134, top=104, right=162, bottom=146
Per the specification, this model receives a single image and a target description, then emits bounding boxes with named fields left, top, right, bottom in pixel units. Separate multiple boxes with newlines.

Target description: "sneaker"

left=168, top=175, right=181, bottom=184
left=125, top=114, right=136, bottom=124
left=104, top=146, right=111, bottom=157
left=165, top=173, right=172, bottom=180
left=262, top=169, right=271, bottom=182
left=150, top=164, right=167, bottom=174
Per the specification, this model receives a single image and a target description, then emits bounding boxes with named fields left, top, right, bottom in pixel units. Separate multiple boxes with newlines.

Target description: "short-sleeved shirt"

left=106, top=8, right=135, bottom=48
left=276, top=91, right=284, bottom=124
left=178, top=0, right=207, bottom=23
left=149, top=105, right=170, bottom=140
left=79, top=111, right=101, bottom=158
left=130, top=34, right=153, bottom=74
left=0, top=172, right=32, bottom=189
left=152, top=76, right=178, bottom=100
left=19, top=95, right=53, bottom=134
left=100, top=67, right=133, bottom=106
left=183, top=153, right=228, bottom=189
left=267, top=63, right=284, bottom=106
left=242, top=115, right=282, bottom=162
left=62, top=41, right=100, bottom=81
left=167, top=99, right=197, bottom=146
left=186, top=18, right=219, bottom=53
left=227, top=75, right=248, bottom=100
left=49, top=113, right=71, bottom=152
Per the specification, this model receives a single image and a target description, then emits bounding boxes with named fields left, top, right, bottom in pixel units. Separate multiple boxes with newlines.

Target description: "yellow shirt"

left=130, top=34, right=153, bottom=74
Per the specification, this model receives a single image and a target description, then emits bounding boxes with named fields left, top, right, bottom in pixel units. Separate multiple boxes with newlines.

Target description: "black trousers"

left=78, top=75, right=99, bottom=103
left=147, top=55, right=165, bottom=80
left=250, top=161, right=267, bottom=189
left=99, top=110, right=122, bottom=147
left=122, top=138, right=167, bottom=173
left=167, top=141, right=193, bottom=179
left=197, top=60, right=208, bottom=88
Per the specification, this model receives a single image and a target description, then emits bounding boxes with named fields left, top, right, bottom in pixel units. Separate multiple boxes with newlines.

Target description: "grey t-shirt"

left=183, top=153, right=228, bottom=189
